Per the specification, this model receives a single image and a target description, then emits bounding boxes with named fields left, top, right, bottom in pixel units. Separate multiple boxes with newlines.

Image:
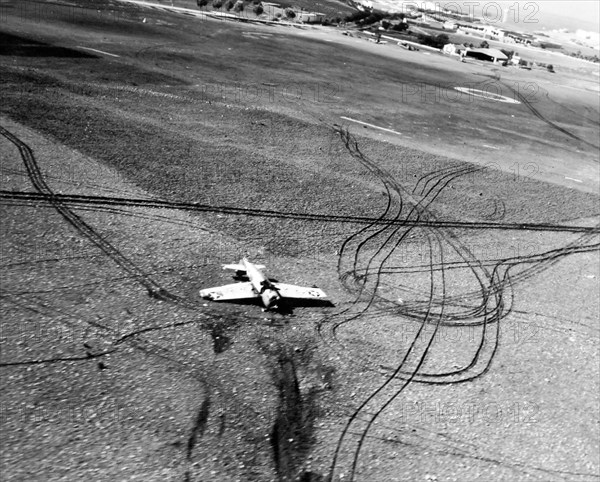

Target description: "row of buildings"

left=443, top=21, right=534, bottom=45
left=261, top=2, right=326, bottom=23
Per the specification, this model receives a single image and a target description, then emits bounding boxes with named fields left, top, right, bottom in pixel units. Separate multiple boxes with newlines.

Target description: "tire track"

left=1, top=190, right=596, bottom=234
left=318, top=124, right=597, bottom=480
left=0, top=125, right=181, bottom=303
left=503, top=82, right=600, bottom=151
left=0, top=124, right=298, bottom=480
left=319, top=128, right=489, bottom=479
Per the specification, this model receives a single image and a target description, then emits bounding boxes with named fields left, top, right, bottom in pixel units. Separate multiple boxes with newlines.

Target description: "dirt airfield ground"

left=0, top=1, right=599, bottom=481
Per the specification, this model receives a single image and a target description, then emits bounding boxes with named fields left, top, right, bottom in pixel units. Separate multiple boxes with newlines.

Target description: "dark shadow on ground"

left=0, top=32, right=97, bottom=58
left=274, top=298, right=335, bottom=315
left=200, top=297, right=334, bottom=315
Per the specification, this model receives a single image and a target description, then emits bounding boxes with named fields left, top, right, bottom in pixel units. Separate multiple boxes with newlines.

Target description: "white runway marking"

left=565, top=176, right=583, bottom=183
left=454, top=86, right=520, bottom=104
left=78, top=46, right=120, bottom=57
left=340, top=116, right=403, bottom=136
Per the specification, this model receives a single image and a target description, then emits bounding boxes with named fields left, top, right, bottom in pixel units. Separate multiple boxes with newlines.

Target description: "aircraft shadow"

left=274, top=298, right=335, bottom=315
left=207, top=296, right=334, bottom=315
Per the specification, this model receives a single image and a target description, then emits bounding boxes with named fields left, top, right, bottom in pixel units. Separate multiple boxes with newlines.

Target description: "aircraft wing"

left=199, top=282, right=258, bottom=301
left=273, top=283, right=327, bottom=300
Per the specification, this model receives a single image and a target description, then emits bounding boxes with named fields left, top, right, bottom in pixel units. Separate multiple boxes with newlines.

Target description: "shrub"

left=435, top=33, right=450, bottom=47
left=345, top=10, right=370, bottom=23
left=212, top=0, right=223, bottom=7
left=362, top=12, right=384, bottom=25
left=233, top=0, right=244, bottom=11
left=197, top=0, right=208, bottom=6
left=391, top=22, right=408, bottom=32
left=253, top=4, right=263, bottom=14
left=416, top=33, right=449, bottom=49
left=225, top=0, right=234, bottom=9
left=285, top=8, right=295, bottom=18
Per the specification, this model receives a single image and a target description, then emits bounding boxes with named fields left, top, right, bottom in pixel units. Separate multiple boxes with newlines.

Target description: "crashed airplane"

left=199, top=258, right=328, bottom=311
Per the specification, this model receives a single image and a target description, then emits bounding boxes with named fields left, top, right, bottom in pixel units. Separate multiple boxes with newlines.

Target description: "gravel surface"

left=1, top=2, right=598, bottom=481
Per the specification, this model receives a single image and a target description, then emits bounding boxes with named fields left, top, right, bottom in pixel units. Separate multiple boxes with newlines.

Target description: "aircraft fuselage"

left=242, top=258, right=281, bottom=310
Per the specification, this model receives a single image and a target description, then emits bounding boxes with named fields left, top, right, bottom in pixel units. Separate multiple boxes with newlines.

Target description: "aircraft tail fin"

left=222, top=263, right=246, bottom=271
left=222, top=260, right=266, bottom=272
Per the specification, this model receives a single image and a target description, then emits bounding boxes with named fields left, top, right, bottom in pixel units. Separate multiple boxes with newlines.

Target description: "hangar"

left=464, top=48, right=508, bottom=63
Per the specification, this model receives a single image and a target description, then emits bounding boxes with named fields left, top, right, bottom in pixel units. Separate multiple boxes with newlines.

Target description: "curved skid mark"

left=317, top=125, right=599, bottom=480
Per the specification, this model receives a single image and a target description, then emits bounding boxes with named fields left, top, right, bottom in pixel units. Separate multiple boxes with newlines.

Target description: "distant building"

left=456, top=22, right=486, bottom=36
left=442, top=43, right=465, bottom=56
left=464, top=47, right=508, bottom=63
left=417, top=1, right=440, bottom=12
left=298, top=12, right=326, bottom=23
left=503, top=31, right=533, bottom=45
left=262, top=2, right=280, bottom=16
left=510, top=53, right=531, bottom=68
left=456, top=23, right=505, bottom=40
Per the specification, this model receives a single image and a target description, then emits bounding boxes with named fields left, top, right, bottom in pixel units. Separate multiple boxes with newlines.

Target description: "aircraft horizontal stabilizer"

left=222, top=263, right=266, bottom=271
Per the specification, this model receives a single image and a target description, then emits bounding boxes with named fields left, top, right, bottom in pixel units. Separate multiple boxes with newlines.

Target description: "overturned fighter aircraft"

left=199, top=258, right=328, bottom=311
